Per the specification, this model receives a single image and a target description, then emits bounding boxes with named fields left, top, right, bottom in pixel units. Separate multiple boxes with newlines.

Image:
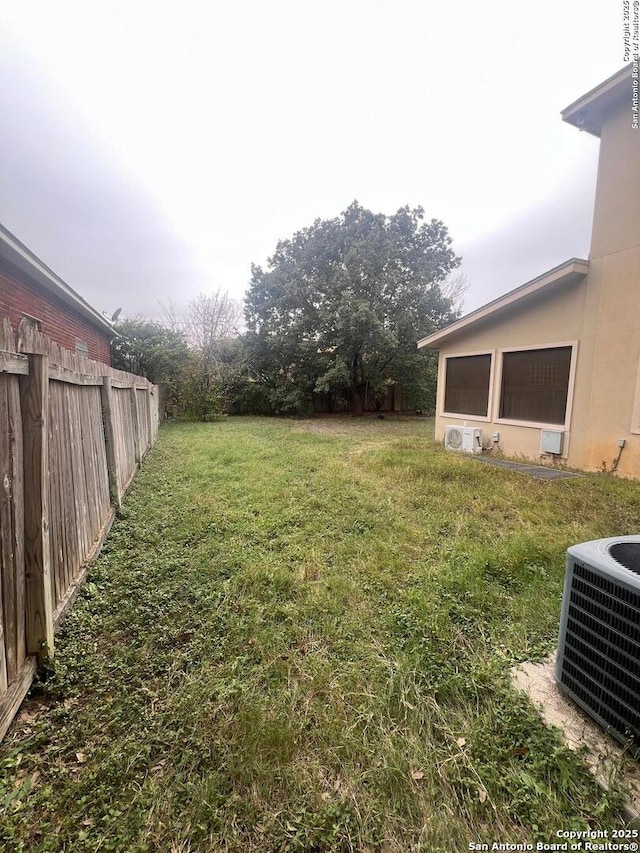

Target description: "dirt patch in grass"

left=345, top=440, right=389, bottom=457
left=293, top=413, right=434, bottom=437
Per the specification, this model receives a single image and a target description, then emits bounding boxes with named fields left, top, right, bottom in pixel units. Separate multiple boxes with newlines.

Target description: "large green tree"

left=110, top=317, right=192, bottom=385
left=245, top=201, right=462, bottom=414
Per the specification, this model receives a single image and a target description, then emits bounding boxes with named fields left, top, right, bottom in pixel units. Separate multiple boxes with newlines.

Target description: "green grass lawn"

left=2, top=416, right=639, bottom=852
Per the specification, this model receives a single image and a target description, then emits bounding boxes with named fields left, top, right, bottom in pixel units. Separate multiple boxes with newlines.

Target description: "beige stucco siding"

left=577, top=95, right=640, bottom=476
left=590, top=102, right=640, bottom=261
left=577, top=250, right=640, bottom=475
left=435, top=278, right=587, bottom=462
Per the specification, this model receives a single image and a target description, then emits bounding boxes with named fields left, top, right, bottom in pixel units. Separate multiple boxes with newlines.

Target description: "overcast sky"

left=0, top=1, right=624, bottom=321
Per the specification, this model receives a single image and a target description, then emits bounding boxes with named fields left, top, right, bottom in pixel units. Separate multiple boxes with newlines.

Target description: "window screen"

left=444, top=354, right=491, bottom=417
left=500, top=346, right=571, bottom=424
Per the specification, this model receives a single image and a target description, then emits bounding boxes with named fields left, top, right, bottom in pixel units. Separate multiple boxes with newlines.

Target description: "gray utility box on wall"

left=541, top=429, right=564, bottom=455
left=555, top=536, right=640, bottom=756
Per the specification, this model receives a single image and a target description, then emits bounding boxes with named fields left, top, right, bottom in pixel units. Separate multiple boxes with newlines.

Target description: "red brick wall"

left=0, top=260, right=112, bottom=364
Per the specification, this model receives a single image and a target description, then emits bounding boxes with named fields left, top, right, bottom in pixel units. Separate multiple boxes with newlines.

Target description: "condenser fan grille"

left=447, top=428, right=463, bottom=449
left=558, top=560, right=640, bottom=755
left=609, top=542, right=640, bottom=575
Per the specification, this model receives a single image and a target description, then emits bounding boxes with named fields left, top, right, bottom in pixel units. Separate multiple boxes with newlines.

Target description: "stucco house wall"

left=433, top=271, right=588, bottom=463
left=573, top=85, right=640, bottom=476
left=420, top=65, right=640, bottom=478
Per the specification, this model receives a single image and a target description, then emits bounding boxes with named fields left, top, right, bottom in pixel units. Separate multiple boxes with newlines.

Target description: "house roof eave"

left=0, top=223, right=115, bottom=334
left=561, top=65, right=633, bottom=137
left=417, top=258, right=589, bottom=350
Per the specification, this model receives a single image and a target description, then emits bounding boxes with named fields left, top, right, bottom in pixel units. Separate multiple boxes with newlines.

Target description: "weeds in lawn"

left=1, top=417, right=637, bottom=851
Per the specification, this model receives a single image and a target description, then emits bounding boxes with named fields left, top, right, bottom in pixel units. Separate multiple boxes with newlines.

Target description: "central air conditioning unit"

left=556, top=536, right=640, bottom=756
left=444, top=425, right=482, bottom=454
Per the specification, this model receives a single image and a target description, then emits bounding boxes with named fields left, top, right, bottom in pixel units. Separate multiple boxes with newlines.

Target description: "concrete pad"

left=475, top=457, right=581, bottom=480
left=512, top=652, right=640, bottom=824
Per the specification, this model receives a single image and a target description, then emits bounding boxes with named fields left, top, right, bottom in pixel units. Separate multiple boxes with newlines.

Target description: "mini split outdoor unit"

left=444, top=425, right=482, bottom=454
left=556, top=536, right=640, bottom=756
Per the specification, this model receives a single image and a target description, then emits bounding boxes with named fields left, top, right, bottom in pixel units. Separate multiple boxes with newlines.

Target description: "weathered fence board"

left=0, top=318, right=29, bottom=704
left=47, top=381, right=113, bottom=612
left=0, top=317, right=160, bottom=741
left=0, top=374, right=26, bottom=685
left=8, top=377, right=25, bottom=674
left=112, top=386, right=137, bottom=497
left=0, top=379, right=12, bottom=695
left=137, top=385, right=151, bottom=456
left=21, top=352, right=54, bottom=661
left=0, top=377, right=15, bottom=687
left=48, top=381, right=64, bottom=608
left=100, top=378, right=121, bottom=509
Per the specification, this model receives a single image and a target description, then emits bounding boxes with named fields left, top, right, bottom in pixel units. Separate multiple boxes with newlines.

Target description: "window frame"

left=630, top=355, right=640, bottom=435
left=440, top=349, right=495, bottom=422
left=20, top=312, right=43, bottom=331
left=493, top=341, right=578, bottom=430
left=75, top=339, right=90, bottom=358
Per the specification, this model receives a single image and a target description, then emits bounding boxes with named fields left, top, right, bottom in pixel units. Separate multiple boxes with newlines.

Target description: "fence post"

left=21, top=354, right=54, bottom=661
left=100, top=377, right=121, bottom=509
left=149, top=384, right=155, bottom=441
left=129, top=385, right=141, bottom=464
left=145, top=380, right=153, bottom=449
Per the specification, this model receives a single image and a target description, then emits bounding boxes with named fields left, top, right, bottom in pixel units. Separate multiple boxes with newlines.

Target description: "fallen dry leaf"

left=456, top=737, right=467, bottom=748
left=19, top=710, right=39, bottom=724
left=479, top=788, right=488, bottom=803
left=411, top=770, right=424, bottom=781
left=75, top=752, right=87, bottom=764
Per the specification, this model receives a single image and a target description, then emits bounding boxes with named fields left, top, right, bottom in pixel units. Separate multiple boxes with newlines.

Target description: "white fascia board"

left=417, top=259, right=589, bottom=350
left=561, top=65, right=633, bottom=137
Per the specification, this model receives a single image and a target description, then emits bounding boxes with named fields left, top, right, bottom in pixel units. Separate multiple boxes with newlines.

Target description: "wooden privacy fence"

left=0, top=317, right=160, bottom=740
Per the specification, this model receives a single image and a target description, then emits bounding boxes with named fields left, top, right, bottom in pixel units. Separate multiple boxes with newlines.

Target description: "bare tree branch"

left=159, top=291, right=243, bottom=373
left=440, top=272, right=468, bottom=313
